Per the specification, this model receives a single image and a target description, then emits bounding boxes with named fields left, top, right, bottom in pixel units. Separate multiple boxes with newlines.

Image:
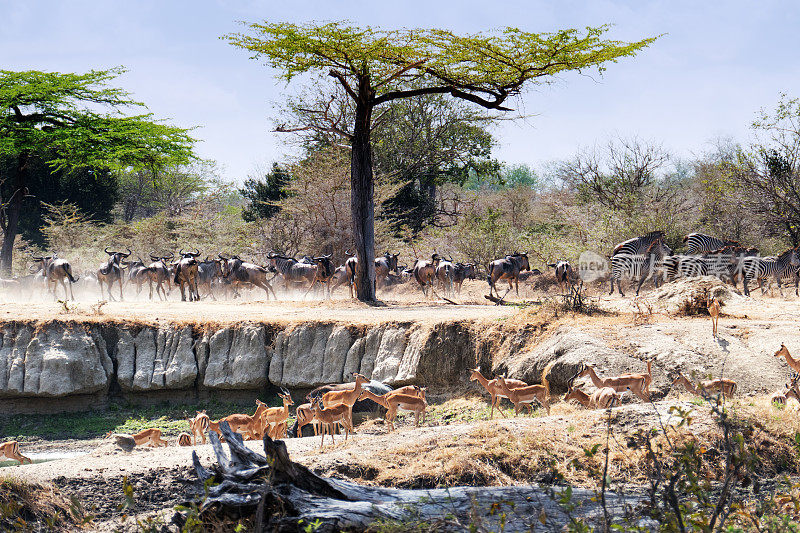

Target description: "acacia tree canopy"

left=0, top=67, right=196, bottom=273
left=226, top=21, right=658, bottom=300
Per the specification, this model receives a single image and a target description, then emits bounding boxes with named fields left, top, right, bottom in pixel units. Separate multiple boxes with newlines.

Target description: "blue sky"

left=2, top=0, right=799, bottom=182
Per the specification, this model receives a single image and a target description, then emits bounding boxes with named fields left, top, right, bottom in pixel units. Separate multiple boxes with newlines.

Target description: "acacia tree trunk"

left=350, top=80, right=376, bottom=302
left=0, top=152, right=28, bottom=276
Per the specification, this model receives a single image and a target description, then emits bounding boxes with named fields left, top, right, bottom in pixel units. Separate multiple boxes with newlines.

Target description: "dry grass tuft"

left=0, top=476, right=87, bottom=530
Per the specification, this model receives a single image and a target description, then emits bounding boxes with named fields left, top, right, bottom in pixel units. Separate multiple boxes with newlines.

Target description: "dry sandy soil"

left=4, top=276, right=800, bottom=529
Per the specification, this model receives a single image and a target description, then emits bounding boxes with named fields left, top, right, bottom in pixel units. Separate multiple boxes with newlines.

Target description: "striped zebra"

left=609, top=232, right=672, bottom=296
left=683, top=233, right=740, bottom=255
left=741, top=247, right=800, bottom=297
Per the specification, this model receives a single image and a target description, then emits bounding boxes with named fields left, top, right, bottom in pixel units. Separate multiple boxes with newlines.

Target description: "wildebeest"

left=328, top=265, right=350, bottom=294
left=220, top=254, right=277, bottom=299
left=452, top=262, right=476, bottom=294
left=267, top=253, right=318, bottom=295
left=145, top=253, right=173, bottom=301
left=32, top=254, right=78, bottom=300
left=305, top=254, right=334, bottom=298
left=125, top=257, right=152, bottom=298
left=98, top=247, right=131, bottom=301
left=435, top=257, right=456, bottom=296
left=344, top=253, right=359, bottom=298
left=413, top=253, right=441, bottom=298
left=174, top=249, right=201, bottom=302
left=375, top=252, right=399, bottom=289
left=548, top=261, right=574, bottom=294
left=197, top=257, right=225, bottom=300
left=487, top=252, right=530, bottom=298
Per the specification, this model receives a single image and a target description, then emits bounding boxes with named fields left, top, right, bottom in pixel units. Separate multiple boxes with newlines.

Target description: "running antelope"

left=310, top=397, right=353, bottom=448
left=190, top=410, right=210, bottom=444
left=671, top=371, right=737, bottom=398
left=487, top=252, right=530, bottom=299
left=469, top=367, right=529, bottom=418
left=31, top=254, right=78, bottom=301
left=494, top=362, right=555, bottom=415
left=774, top=343, right=800, bottom=375
left=358, top=389, right=428, bottom=432
left=577, top=363, right=650, bottom=402
left=707, top=295, right=721, bottom=337
left=0, top=440, right=31, bottom=464
left=97, top=247, right=131, bottom=301
left=261, top=389, right=294, bottom=440
left=563, top=384, right=619, bottom=409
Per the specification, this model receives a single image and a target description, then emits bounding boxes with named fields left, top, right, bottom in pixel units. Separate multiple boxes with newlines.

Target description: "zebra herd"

left=609, top=231, right=800, bottom=297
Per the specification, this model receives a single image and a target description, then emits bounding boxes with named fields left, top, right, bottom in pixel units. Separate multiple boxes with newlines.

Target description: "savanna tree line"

left=3, top=23, right=800, bottom=289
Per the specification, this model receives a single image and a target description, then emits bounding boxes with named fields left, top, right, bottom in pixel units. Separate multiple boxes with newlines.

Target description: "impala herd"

left=2, top=344, right=799, bottom=465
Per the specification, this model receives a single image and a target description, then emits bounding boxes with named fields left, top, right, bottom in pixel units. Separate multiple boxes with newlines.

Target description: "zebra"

left=740, top=247, right=800, bottom=297
left=683, top=233, right=740, bottom=255
left=609, top=232, right=672, bottom=296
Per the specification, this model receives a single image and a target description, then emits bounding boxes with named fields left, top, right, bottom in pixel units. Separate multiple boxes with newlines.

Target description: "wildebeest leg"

left=68, top=278, right=75, bottom=301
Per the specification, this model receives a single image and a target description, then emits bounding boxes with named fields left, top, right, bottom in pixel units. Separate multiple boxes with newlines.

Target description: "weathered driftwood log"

left=176, top=421, right=647, bottom=532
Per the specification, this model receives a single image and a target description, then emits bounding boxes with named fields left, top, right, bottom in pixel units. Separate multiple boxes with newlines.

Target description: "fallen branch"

left=175, top=421, right=644, bottom=531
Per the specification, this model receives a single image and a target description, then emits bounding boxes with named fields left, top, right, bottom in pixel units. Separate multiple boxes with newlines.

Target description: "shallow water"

left=1, top=450, right=88, bottom=468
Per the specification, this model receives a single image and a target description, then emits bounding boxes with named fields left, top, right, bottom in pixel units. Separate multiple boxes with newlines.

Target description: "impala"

left=577, top=363, right=650, bottom=402
left=672, top=371, right=736, bottom=398
left=219, top=400, right=269, bottom=440
left=707, top=296, right=721, bottom=337
left=774, top=344, right=800, bottom=375
left=564, top=384, right=619, bottom=409
left=177, top=433, right=193, bottom=446
left=309, top=397, right=353, bottom=448
left=469, top=367, right=529, bottom=418
left=358, top=389, right=428, bottom=432
left=0, top=441, right=31, bottom=464
left=106, top=428, right=169, bottom=447
left=321, top=373, right=370, bottom=432
left=261, top=389, right=294, bottom=440
left=494, top=361, right=555, bottom=415
left=190, top=410, right=210, bottom=444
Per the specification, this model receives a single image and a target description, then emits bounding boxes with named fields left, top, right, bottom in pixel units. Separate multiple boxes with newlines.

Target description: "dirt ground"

left=5, top=276, right=800, bottom=529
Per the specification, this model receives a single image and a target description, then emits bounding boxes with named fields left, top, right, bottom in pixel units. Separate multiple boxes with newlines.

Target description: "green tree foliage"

left=374, top=95, right=499, bottom=233
left=117, top=160, right=215, bottom=222
left=0, top=67, right=196, bottom=273
left=465, top=163, right=539, bottom=190
left=226, top=20, right=657, bottom=301
left=239, top=163, right=291, bottom=221
left=0, top=151, right=118, bottom=247
left=735, top=94, right=800, bottom=244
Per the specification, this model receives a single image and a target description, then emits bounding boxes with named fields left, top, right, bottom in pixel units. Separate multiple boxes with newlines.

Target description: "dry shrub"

left=0, top=477, right=86, bottom=530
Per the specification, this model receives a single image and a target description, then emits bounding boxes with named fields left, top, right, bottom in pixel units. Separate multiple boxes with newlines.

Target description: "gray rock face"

left=0, top=318, right=481, bottom=409
left=203, top=324, right=269, bottom=389
left=0, top=324, right=111, bottom=397
left=116, top=326, right=198, bottom=391
left=502, top=326, right=642, bottom=394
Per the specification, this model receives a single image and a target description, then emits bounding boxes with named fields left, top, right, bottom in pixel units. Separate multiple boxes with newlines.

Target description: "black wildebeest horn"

left=218, top=253, right=229, bottom=261
left=179, top=248, right=186, bottom=256
left=104, top=247, right=114, bottom=255
left=121, top=247, right=132, bottom=258
left=150, top=253, right=161, bottom=262
left=191, top=248, right=200, bottom=257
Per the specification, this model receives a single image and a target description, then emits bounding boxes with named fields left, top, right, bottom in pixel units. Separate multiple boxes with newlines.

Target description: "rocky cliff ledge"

left=0, top=319, right=488, bottom=413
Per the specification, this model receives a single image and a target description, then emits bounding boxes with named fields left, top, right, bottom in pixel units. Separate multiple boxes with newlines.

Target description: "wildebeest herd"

left=6, top=230, right=800, bottom=302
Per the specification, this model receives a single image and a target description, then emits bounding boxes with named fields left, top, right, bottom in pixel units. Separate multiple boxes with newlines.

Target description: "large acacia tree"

left=227, top=22, right=657, bottom=301
left=0, top=67, right=195, bottom=274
